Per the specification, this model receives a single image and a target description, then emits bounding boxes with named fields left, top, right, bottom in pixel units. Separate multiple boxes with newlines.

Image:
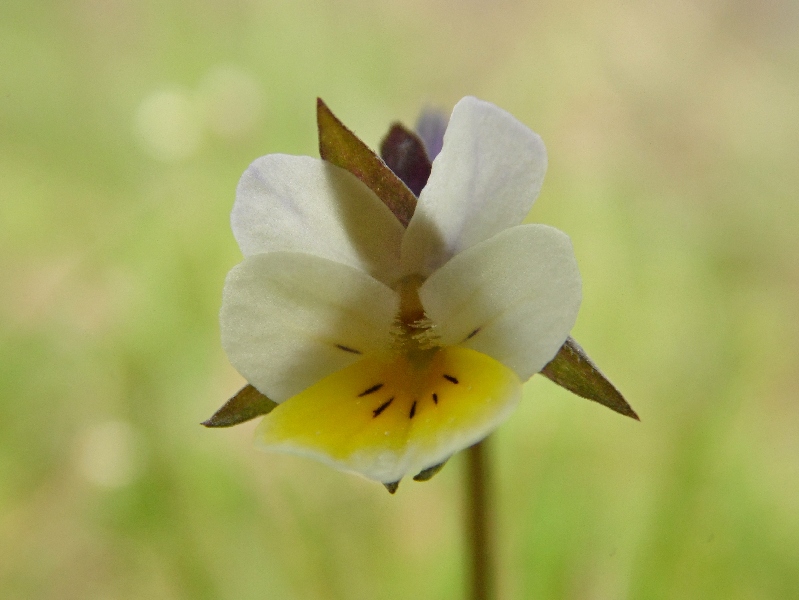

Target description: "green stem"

left=466, top=439, right=494, bottom=600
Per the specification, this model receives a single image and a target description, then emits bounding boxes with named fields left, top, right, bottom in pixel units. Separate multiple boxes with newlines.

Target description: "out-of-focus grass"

left=1, top=0, right=798, bottom=598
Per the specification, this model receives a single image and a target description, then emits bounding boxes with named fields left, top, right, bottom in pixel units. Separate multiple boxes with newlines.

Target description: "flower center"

left=392, top=274, right=439, bottom=367
left=395, top=274, right=426, bottom=326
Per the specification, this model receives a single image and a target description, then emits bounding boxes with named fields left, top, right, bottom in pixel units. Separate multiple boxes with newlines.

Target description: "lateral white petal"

left=419, top=224, right=581, bottom=382
left=221, top=252, right=399, bottom=403
left=233, top=154, right=405, bottom=285
left=401, top=97, right=547, bottom=277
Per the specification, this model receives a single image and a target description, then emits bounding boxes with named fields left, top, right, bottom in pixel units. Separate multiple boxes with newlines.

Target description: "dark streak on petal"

left=372, top=397, right=394, bottom=418
left=465, top=327, right=481, bottom=341
left=409, top=400, right=417, bottom=419
left=443, top=374, right=459, bottom=384
left=358, top=383, right=384, bottom=397
left=432, top=393, right=438, bottom=404
left=335, top=344, right=362, bottom=354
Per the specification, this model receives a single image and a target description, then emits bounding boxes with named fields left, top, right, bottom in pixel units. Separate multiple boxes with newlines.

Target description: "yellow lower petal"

left=255, top=346, right=521, bottom=483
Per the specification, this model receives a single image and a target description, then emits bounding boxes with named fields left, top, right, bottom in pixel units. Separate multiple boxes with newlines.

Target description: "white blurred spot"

left=76, top=420, right=143, bottom=488
left=199, top=65, right=263, bottom=140
left=134, top=88, right=202, bottom=161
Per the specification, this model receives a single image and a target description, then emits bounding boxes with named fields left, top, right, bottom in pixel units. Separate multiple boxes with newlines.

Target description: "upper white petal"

left=221, top=252, right=400, bottom=402
left=233, top=154, right=405, bottom=285
left=418, top=224, right=581, bottom=382
left=401, top=97, right=548, bottom=277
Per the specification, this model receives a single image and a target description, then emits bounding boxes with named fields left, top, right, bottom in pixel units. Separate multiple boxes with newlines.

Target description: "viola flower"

left=219, top=97, right=582, bottom=486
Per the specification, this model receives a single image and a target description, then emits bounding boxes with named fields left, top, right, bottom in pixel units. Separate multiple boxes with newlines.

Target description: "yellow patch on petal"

left=255, top=346, right=521, bottom=483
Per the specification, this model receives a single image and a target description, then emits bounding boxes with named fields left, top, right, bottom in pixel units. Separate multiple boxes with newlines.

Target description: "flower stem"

left=466, top=439, right=495, bottom=600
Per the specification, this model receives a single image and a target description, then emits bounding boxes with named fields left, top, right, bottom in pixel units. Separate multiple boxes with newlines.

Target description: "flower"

left=220, top=96, right=582, bottom=485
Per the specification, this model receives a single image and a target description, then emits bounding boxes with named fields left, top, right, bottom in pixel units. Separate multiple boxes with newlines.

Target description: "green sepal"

left=202, top=384, right=278, bottom=428
left=317, top=98, right=417, bottom=227
left=540, top=337, right=638, bottom=420
left=383, top=480, right=400, bottom=494
left=413, top=460, right=448, bottom=482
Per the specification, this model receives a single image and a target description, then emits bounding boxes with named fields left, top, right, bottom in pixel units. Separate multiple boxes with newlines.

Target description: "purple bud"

left=415, top=108, right=448, bottom=161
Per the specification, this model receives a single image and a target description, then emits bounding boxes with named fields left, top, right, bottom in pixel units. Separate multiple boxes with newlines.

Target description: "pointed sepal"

left=540, top=337, right=638, bottom=420
left=383, top=480, right=400, bottom=494
left=317, top=98, right=417, bottom=226
left=413, top=460, right=448, bottom=482
left=202, top=384, right=278, bottom=428
left=379, top=123, right=431, bottom=197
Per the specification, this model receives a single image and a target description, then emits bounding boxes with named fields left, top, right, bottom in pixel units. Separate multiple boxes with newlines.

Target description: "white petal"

left=419, top=224, right=581, bottom=382
left=220, top=252, right=400, bottom=402
left=401, top=97, right=548, bottom=277
left=233, top=154, right=405, bottom=285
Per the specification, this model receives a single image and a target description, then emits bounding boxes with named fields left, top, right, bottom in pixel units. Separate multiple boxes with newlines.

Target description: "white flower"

left=220, top=97, right=582, bottom=484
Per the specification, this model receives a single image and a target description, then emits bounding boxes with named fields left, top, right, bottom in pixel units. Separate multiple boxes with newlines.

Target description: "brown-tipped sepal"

left=383, top=480, right=400, bottom=494
left=202, top=384, right=278, bottom=428
left=541, top=337, right=638, bottom=420
left=413, top=460, right=448, bottom=482
left=317, top=98, right=417, bottom=227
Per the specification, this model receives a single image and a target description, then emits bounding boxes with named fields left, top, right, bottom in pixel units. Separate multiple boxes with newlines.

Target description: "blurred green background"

left=2, top=0, right=798, bottom=598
